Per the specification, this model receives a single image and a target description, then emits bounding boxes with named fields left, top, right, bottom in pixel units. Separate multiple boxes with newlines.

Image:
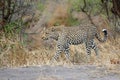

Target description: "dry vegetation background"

left=0, top=0, right=120, bottom=68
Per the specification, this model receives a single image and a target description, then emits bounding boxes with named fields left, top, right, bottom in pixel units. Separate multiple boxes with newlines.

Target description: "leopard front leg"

left=51, top=43, right=64, bottom=63
left=64, top=48, right=70, bottom=61
left=64, top=48, right=73, bottom=64
left=50, top=48, right=62, bottom=65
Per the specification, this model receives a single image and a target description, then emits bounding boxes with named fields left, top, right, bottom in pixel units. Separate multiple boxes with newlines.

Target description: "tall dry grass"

left=0, top=28, right=120, bottom=68
left=0, top=32, right=54, bottom=68
left=0, top=0, right=120, bottom=68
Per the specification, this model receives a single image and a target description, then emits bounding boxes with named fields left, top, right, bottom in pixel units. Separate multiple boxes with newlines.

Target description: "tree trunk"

left=112, top=0, right=120, bottom=17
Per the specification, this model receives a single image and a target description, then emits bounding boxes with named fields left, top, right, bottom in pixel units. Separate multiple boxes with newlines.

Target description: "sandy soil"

left=0, top=65, right=120, bottom=80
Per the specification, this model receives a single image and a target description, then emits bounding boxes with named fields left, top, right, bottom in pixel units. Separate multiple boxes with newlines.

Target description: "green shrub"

left=37, top=2, right=45, bottom=11
left=69, top=0, right=83, bottom=12
left=4, top=20, right=22, bottom=36
left=66, top=15, right=80, bottom=26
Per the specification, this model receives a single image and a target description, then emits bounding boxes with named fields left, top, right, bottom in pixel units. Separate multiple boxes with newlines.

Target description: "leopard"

left=42, top=24, right=108, bottom=62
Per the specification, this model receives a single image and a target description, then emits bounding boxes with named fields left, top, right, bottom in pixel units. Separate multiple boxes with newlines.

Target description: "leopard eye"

left=46, top=32, right=49, bottom=34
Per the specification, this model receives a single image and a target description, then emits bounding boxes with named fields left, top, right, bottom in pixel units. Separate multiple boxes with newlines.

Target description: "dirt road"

left=0, top=65, right=120, bottom=80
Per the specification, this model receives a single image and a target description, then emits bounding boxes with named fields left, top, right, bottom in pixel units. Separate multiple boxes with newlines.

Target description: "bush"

left=4, top=21, right=22, bottom=36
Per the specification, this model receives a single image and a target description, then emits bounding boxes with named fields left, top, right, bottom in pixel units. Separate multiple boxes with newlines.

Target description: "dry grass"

left=0, top=34, right=52, bottom=67
left=0, top=29, right=120, bottom=68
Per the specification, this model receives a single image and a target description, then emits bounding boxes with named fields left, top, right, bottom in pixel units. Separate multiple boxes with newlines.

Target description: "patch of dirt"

left=0, top=65, right=120, bottom=80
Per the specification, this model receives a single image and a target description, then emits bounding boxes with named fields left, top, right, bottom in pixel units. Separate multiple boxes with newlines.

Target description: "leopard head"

left=42, top=27, right=60, bottom=41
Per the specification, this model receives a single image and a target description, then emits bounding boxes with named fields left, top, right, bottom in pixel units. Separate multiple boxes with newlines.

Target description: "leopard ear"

left=51, top=26, right=63, bottom=32
left=51, top=27, right=55, bottom=31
